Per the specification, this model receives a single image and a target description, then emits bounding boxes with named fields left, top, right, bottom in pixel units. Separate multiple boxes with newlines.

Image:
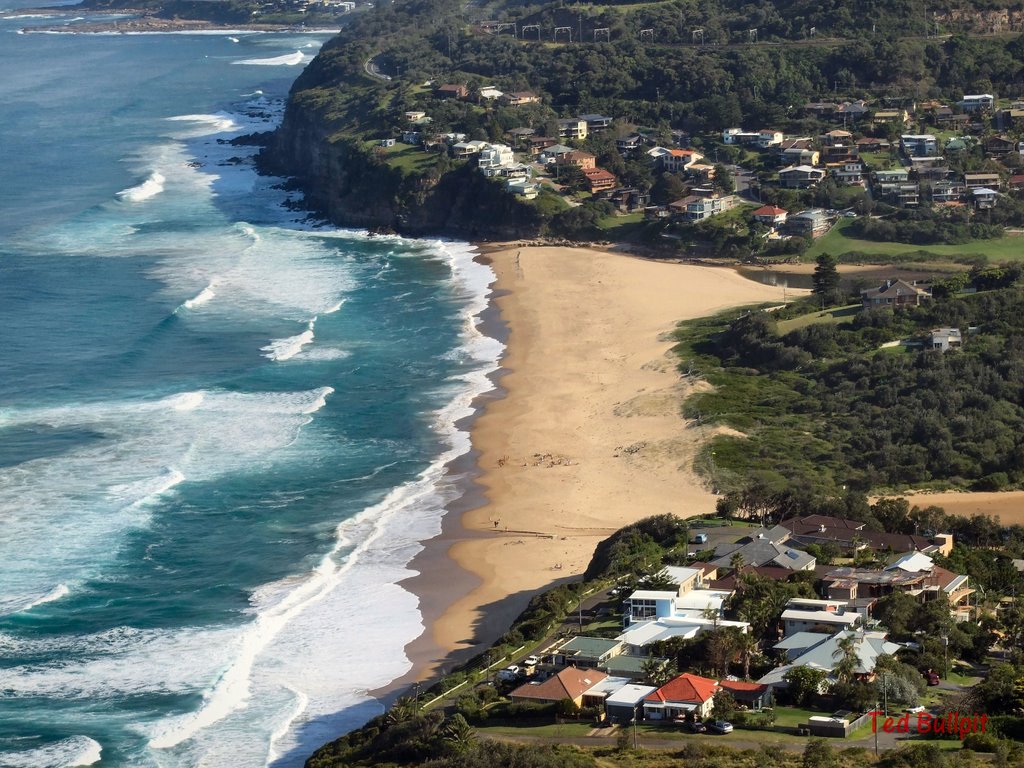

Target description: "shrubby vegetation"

left=676, top=269, right=1024, bottom=493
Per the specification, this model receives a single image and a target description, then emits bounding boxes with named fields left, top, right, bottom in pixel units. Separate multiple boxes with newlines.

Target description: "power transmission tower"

left=691, top=28, right=704, bottom=45
left=593, top=27, right=610, bottom=42
left=554, top=25, right=572, bottom=42
left=494, top=22, right=516, bottom=36
left=640, top=28, right=654, bottom=42
left=748, top=28, right=757, bottom=43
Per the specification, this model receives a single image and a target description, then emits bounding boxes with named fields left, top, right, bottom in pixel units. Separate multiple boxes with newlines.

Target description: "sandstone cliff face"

left=263, top=100, right=544, bottom=240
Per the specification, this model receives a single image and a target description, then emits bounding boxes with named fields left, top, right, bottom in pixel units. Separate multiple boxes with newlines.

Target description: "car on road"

left=707, top=720, right=734, bottom=734
left=523, top=655, right=540, bottom=667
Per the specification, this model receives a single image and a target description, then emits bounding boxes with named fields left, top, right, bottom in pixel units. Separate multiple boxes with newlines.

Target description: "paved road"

left=364, top=54, right=389, bottom=81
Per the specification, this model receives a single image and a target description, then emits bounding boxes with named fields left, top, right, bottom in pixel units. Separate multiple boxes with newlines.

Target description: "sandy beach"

left=415, top=246, right=796, bottom=665
left=892, top=490, right=1024, bottom=526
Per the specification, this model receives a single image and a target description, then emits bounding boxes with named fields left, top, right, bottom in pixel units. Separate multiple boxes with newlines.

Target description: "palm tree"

left=441, top=714, right=476, bottom=753
left=832, top=633, right=859, bottom=685
left=729, top=551, right=746, bottom=577
left=642, top=657, right=675, bottom=688
left=734, top=632, right=760, bottom=680
left=707, top=629, right=738, bottom=677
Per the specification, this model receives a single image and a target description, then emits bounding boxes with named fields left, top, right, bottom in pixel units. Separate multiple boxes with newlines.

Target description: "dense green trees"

left=679, top=280, right=1024, bottom=493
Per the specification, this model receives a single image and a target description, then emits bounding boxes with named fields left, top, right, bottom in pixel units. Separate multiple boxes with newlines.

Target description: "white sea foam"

left=0, top=387, right=334, bottom=616
left=139, top=240, right=503, bottom=766
left=116, top=171, right=165, bottom=202
left=0, top=736, right=102, bottom=768
left=22, top=583, right=70, bottom=612
left=262, top=318, right=316, bottom=362
left=164, top=112, right=240, bottom=138
left=179, top=283, right=217, bottom=311
left=233, top=50, right=305, bottom=66
left=227, top=36, right=240, bottom=42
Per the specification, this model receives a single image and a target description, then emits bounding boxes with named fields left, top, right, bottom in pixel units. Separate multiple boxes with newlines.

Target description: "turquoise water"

left=0, top=11, right=499, bottom=767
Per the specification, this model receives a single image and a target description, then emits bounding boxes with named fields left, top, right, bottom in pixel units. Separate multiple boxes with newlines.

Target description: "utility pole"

left=874, top=700, right=879, bottom=755
left=633, top=703, right=640, bottom=749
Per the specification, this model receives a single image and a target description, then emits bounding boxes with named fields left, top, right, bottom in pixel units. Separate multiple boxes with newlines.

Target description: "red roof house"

left=751, top=205, right=788, bottom=227
left=643, top=672, right=719, bottom=720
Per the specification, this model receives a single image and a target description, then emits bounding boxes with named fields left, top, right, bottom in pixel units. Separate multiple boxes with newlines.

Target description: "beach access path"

left=427, top=246, right=799, bottom=659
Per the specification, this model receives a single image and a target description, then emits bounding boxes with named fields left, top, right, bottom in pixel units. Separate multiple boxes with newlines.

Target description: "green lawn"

left=775, top=304, right=860, bottom=334
left=805, top=218, right=1024, bottom=263
left=366, top=141, right=438, bottom=174
left=597, top=211, right=645, bottom=239
left=477, top=722, right=597, bottom=738
left=770, top=706, right=835, bottom=728
left=859, top=151, right=900, bottom=170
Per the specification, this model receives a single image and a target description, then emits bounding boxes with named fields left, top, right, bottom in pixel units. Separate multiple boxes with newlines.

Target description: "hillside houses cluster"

left=499, top=514, right=970, bottom=731
left=380, top=85, right=1024, bottom=241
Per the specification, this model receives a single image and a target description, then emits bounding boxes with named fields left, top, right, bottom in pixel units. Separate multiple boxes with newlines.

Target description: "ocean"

left=0, top=9, right=500, bottom=767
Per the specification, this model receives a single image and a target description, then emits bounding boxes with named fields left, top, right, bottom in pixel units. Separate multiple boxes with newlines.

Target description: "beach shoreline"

left=373, top=245, right=799, bottom=706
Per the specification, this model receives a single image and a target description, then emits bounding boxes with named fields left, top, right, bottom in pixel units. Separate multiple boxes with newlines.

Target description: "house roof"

left=557, top=636, right=621, bottom=658
left=711, top=538, right=814, bottom=571
left=797, top=630, right=897, bottom=675
left=601, top=655, right=669, bottom=675
left=861, top=279, right=928, bottom=300
left=774, top=631, right=833, bottom=652
left=719, top=679, right=770, bottom=695
left=781, top=608, right=861, bottom=627
left=511, top=667, right=608, bottom=702
left=753, top=205, right=788, bottom=216
left=606, top=684, right=658, bottom=706
left=583, top=168, right=617, bottom=181
left=669, top=148, right=701, bottom=157
left=584, top=676, right=635, bottom=699
left=886, top=551, right=934, bottom=572
left=646, top=673, right=718, bottom=705
left=780, top=165, right=824, bottom=175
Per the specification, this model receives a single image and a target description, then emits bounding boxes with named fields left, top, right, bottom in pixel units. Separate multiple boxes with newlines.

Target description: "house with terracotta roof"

left=751, top=205, right=788, bottom=228
left=510, top=667, right=608, bottom=708
left=583, top=168, right=617, bottom=194
left=660, top=148, right=704, bottom=173
left=556, top=150, right=597, bottom=170
left=643, top=673, right=719, bottom=720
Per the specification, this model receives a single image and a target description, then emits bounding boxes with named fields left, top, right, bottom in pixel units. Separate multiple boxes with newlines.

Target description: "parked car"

left=496, top=665, right=521, bottom=682
left=684, top=720, right=707, bottom=733
left=692, top=533, right=709, bottom=544
left=707, top=720, right=734, bottom=734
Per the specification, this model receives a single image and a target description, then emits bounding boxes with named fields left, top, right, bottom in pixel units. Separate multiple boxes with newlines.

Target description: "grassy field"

left=805, top=218, right=1024, bottom=262
left=597, top=211, right=645, bottom=239
left=802, top=218, right=1024, bottom=264
left=775, top=304, right=860, bottom=334
left=367, top=141, right=438, bottom=174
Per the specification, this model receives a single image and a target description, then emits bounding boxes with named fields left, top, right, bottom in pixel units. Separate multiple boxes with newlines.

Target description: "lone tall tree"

left=812, top=252, right=841, bottom=298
